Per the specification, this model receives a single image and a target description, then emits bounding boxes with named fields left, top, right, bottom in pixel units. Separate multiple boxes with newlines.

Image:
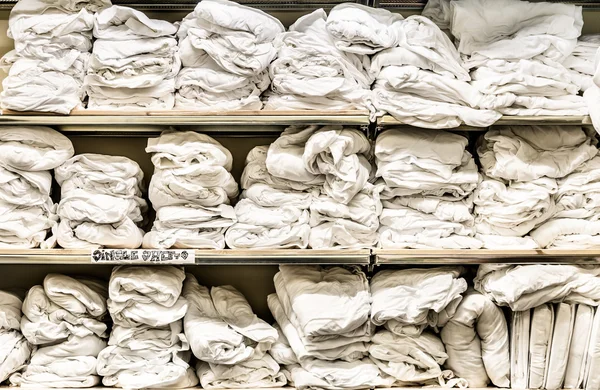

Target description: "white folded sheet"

left=55, top=218, right=144, bottom=249
left=584, top=305, right=600, bottom=390
left=93, top=5, right=177, bottom=40
left=0, top=166, right=51, bottom=206
left=242, top=184, right=313, bottom=209
left=529, top=304, right=554, bottom=389
left=371, top=267, right=467, bottom=336
left=0, top=330, right=31, bottom=383
left=0, top=199, right=57, bottom=249
left=475, top=264, right=600, bottom=311
left=545, top=303, right=576, bottom=390
left=565, top=305, right=595, bottom=389
left=108, top=321, right=186, bottom=351
left=0, top=291, right=23, bottom=330
left=440, top=289, right=510, bottom=388
left=143, top=227, right=227, bottom=250
left=511, top=310, right=530, bottom=389
left=531, top=218, right=600, bottom=249
left=196, top=354, right=286, bottom=389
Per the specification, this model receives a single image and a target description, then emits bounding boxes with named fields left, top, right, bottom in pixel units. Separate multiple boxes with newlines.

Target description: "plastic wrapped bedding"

left=440, top=289, right=510, bottom=388
left=478, top=126, right=598, bottom=182
left=545, top=303, right=576, bottom=390
left=370, top=267, right=467, bottom=336
left=474, top=264, right=600, bottom=311
left=585, top=306, right=600, bottom=390
left=369, top=330, right=465, bottom=387
left=511, top=310, right=530, bottom=389
left=565, top=305, right=595, bottom=389
left=196, top=354, right=287, bottom=389
left=528, top=304, right=553, bottom=389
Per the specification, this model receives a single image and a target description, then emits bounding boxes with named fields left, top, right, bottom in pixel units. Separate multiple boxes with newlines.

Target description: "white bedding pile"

left=1, top=0, right=110, bottom=113
left=264, top=7, right=373, bottom=111
left=144, top=131, right=237, bottom=249
left=98, top=266, right=198, bottom=388
left=183, top=274, right=286, bottom=388
left=370, top=9, right=508, bottom=128
left=54, top=153, right=147, bottom=249
left=565, top=35, right=600, bottom=92
left=0, top=126, right=73, bottom=248
left=447, top=0, right=586, bottom=117
left=440, top=289, right=510, bottom=388
left=475, top=125, right=598, bottom=248
left=85, top=5, right=179, bottom=110
left=12, top=274, right=108, bottom=387
left=268, top=265, right=392, bottom=389
left=375, top=128, right=482, bottom=249
left=0, top=291, right=31, bottom=384
left=175, top=0, right=282, bottom=111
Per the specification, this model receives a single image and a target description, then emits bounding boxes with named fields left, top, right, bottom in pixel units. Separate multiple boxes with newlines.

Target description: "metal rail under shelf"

left=375, top=0, right=600, bottom=9
left=375, top=249, right=600, bottom=265
left=377, top=115, right=593, bottom=129
left=0, top=249, right=371, bottom=265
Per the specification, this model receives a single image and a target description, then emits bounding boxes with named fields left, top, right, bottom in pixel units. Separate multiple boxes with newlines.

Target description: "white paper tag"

left=91, top=249, right=195, bottom=264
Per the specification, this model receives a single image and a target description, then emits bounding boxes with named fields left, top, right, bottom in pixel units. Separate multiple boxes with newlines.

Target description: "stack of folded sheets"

left=1, top=0, right=109, bottom=113
left=370, top=9, right=509, bottom=128
left=144, top=131, right=238, bottom=249
left=11, top=274, right=108, bottom=387
left=0, top=291, right=31, bottom=383
left=268, top=265, right=393, bottom=390
left=475, top=126, right=598, bottom=248
left=369, top=268, right=468, bottom=387
left=375, top=128, right=482, bottom=249
left=85, top=5, right=179, bottom=110
left=264, top=6, right=373, bottom=112
left=54, top=153, right=147, bottom=249
left=175, top=0, right=282, bottom=111
left=565, top=35, right=600, bottom=92
left=98, top=266, right=198, bottom=388
left=448, top=0, right=587, bottom=117
left=0, top=126, right=73, bottom=248
left=183, top=274, right=286, bottom=388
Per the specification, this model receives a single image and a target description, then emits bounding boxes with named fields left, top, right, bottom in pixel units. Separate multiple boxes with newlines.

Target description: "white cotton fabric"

left=529, top=304, right=554, bottom=389
left=145, top=132, right=237, bottom=249
left=554, top=156, right=600, bottom=220
left=478, top=126, right=597, bottom=182
left=0, top=291, right=31, bottom=383
left=584, top=305, right=600, bottom=390
left=545, top=303, right=576, bottom=390
left=370, top=267, right=467, bottom=336
left=55, top=154, right=146, bottom=249
left=100, top=265, right=197, bottom=389
left=511, top=310, right=530, bottom=389
left=196, top=354, right=286, bottom=389
left=265, top=9, right=372, bottom=111
left=530, top=219, right=600, bottom=249
left=0, top=199, right=58, bottom=249
left=475, top=264, right=600, bottom=311
left=440, top=290, right=510, bottom=388
left=565, top=35, right=600, bottom=92
left=565, top=305, right=595, bottom=389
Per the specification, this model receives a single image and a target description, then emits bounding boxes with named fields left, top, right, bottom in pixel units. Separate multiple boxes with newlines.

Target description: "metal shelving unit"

left=377, top=115, right=594, bottom=129
left=0, top=249, right=371, bottom=265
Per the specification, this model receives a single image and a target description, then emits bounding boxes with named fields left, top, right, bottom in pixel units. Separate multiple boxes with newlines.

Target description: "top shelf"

left=376, top=0, right=600, bottom=9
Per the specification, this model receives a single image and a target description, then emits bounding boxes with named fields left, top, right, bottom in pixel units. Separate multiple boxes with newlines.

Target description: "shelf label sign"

left=90, top=249, right=195, bottom=264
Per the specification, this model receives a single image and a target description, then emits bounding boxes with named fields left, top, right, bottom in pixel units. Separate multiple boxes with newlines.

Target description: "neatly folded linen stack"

left=268, top=265, right=393, bottom=390
left=183, top=274, right=286, bottom=388
left=144, top=131, right=237, bottom=249
left=441, top=289, right=510, bottom=388
left=565, top=35, right=600, bottom=92
left=450, top=0, right=586, bottom=117
left=85, top=5, right=179, bottom=110
left=0, top=291, right=31, bottom=383
left=54, top=153, right=147, bottom=249
left=371, top=10, right=509, bottom=128
left=0, top=126, right=73, bottom=248
left=176, top=0, right=282, bottom=111
left=12, top=274, right=108, bottom=387
left=98, top=266, right=198, bottom=388
left=375, top=128, right=481, bottom=249
left=475, top=125, right=598, bottom=248
left=1, top=0, right=109, bottom=113
left=369, top=267, right=468, bottom=387
left=264, top=6, right=373, bottom=111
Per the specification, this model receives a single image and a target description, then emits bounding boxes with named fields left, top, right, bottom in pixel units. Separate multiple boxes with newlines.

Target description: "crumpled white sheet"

left=0, top=166, right=51, bottom=206
left=474, top=176, right=557, bottom=238
left=242, top=184, right=313, bottom=209
left=474, top=264, right=600, bottom=311
left=265, top=9, right=372, bottom=111
left=196, top=354, right=286, bottom=389
left=370, top=267, right=467, bottom=336
left=325, top=3, right=403, bottom=55
left=0, top=126, right=74, bottom=171
left=529, top=304, right=553, bottom=389
left=565, top=35, right=600, bottom=92
left=564, top=305, right=594, bottom=389
left=511, top=310, right=530, bottom=389
left=554, top=155, right=600, bottom=220
left=370, top=330, right=466, bottom=387
left=544, top=303, right=576, bottom=390
left=0, top=199, right=57, bottom=249
left=530, top=219, right=600, bottom=249
left=93, top=5, right=177, bottom=40
left=440, top=289, right=510, bottom=388
left=478, top=126, right=597, bottom=182
left=148, top=132, right=233, bottom=171
left=0, top=291, right=31, bottom=383
left=56, top=218, right=144, bottom=250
